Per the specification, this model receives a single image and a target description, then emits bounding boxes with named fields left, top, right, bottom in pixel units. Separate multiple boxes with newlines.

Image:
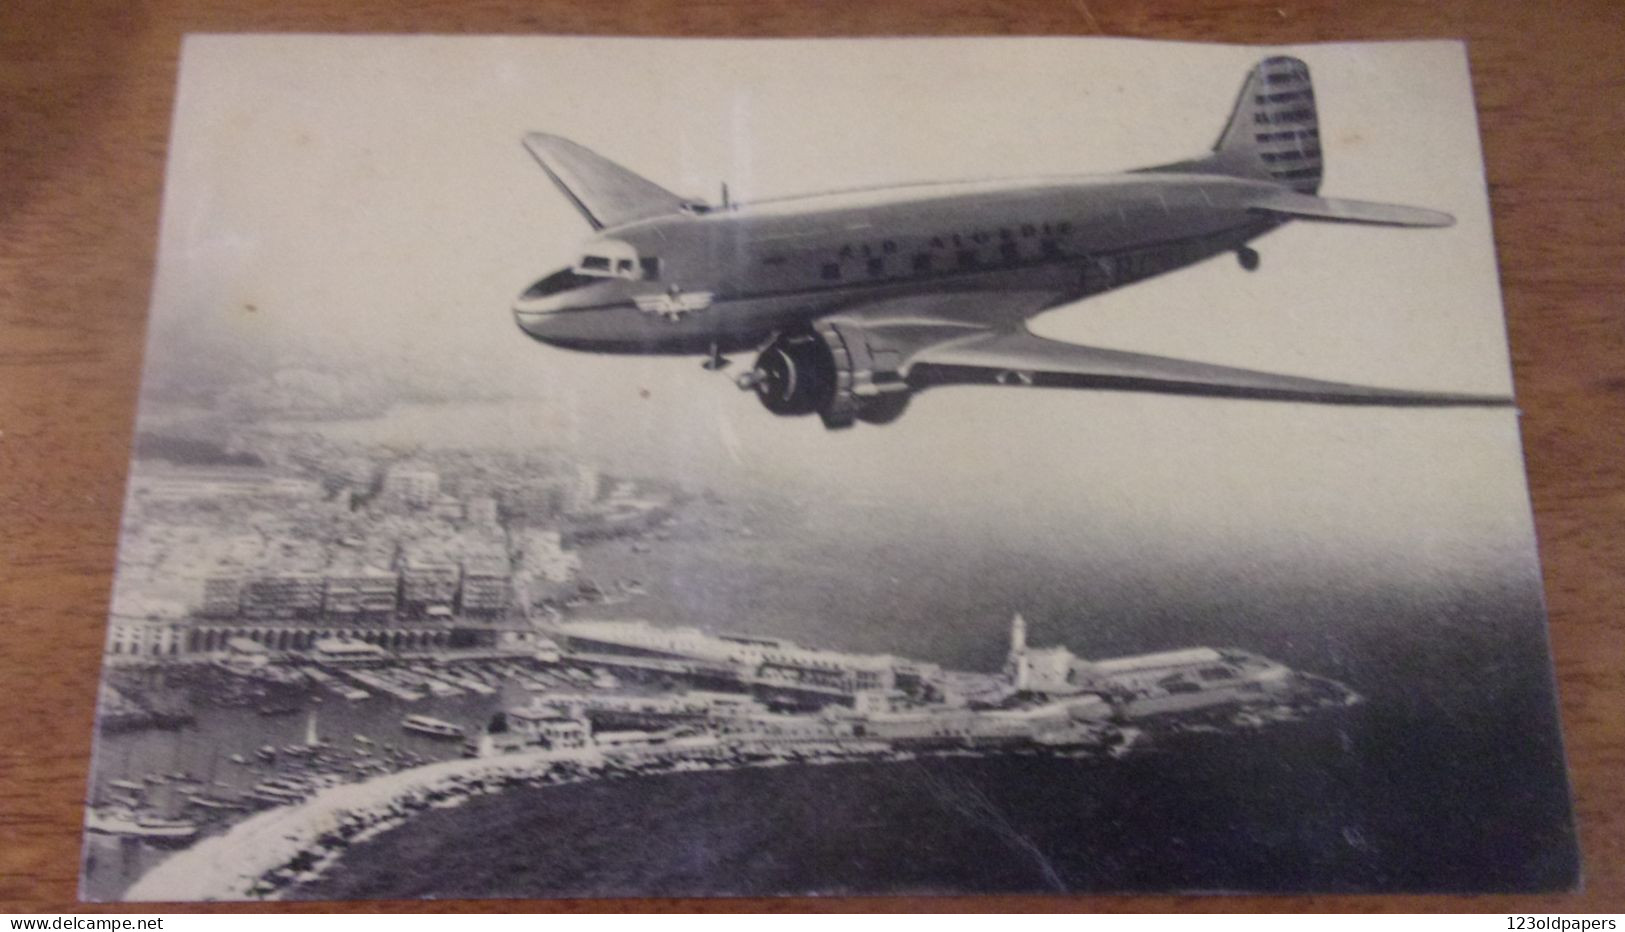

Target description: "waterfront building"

left=558, top=620, right=914, bottom=700
left=1003, top=612, right=1088, bottom=695
left=471, top=701, right=591, bottom=756
left=239, top=573, right=325, bottom=620
left=459, top=558, right=510, bottom=616
left=323, top=568, right=400, bottom=617
left=399, top=557, right=460, bottom=614
left=311, top=638, right=391, bottom=665
left=199, top=575, right=242, bottom=618
left=105, top=615, right=189, bottom=659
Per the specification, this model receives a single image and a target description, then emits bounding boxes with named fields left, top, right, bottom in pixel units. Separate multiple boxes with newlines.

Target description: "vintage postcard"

left=83, top=36, right=1577, bottom=900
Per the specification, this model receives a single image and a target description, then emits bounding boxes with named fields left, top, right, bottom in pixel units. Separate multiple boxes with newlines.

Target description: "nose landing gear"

left=1237, top=247, right=1261, bottom=272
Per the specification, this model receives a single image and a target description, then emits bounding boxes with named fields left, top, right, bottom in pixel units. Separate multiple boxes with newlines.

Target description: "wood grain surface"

left=2, top=0, right=1621, bottom=914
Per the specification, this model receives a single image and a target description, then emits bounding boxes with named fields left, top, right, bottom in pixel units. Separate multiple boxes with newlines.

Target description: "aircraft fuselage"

left=514, top=171, right=1284, bottom=355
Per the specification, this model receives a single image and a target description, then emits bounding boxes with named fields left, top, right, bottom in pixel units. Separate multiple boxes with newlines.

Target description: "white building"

left=381, top=465, right=440, bottom=507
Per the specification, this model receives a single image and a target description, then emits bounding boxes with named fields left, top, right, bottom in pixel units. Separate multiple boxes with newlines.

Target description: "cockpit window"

left=522, top=268, right=597, bottom=299
left=573, top=239, right=656, bottom=280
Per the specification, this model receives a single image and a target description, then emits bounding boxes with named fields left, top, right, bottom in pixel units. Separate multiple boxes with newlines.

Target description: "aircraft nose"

left=514, top=303, right=567, bottom=345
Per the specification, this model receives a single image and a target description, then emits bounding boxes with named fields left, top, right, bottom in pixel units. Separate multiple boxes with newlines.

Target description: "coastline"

left=123, top=737, right=913, bottom=902
left=119, top=673, right=1355, bottom=901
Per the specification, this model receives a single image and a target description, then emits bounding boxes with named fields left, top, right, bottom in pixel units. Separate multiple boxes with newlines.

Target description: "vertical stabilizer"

left=1157, top=56, right=1324, bottom=192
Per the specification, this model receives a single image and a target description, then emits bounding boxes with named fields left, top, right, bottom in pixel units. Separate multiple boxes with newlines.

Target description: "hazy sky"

left=137, top=37, right=1539, bottom=588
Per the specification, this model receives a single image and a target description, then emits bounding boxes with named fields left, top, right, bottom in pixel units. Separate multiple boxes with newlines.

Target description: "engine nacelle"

left=741, top=325, right=913, bottom=429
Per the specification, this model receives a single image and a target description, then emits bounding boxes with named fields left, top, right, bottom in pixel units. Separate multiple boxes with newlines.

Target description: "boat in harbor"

left=86, top=808, right=199, bottom=842
left=185, top=793, right=248, bottom=812
left=401, top=714, right=464, bottom=739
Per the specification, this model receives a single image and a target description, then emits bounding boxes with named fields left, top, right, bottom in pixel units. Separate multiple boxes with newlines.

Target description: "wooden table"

left=3, top=0, right=1621, bottom=914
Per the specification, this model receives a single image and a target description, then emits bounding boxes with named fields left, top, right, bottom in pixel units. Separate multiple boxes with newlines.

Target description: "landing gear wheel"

left=1237, top=247, right=1260, bottom=272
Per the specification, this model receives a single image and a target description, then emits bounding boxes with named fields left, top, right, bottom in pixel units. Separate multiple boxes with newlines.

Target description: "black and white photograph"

left=81, top=35, right=1577, bottom=901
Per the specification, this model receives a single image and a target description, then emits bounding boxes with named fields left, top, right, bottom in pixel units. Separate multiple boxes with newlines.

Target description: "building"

left=311, top=638, right=391, bottom=665
left=402, top=561, right=460, bottom=612
left=323, top=568, right=400, bottom=617
left=240, top=573, right=325, bottom=620
left=754, top=644, right=896, bottom=695
left=200, top=575, right=242, bottom=618
left=105, top=616, right=188, bottom=659
left=558, top=620, right=908, bottom=700
left=381, top=465, right=440, bottom=507
left=1004, top=613, right=1086, bottom=694
left=459, top=558, right=510, bottom=615
left=400, top=558, right=460, bottom=614
left=470, top=701, right=591, bottom=756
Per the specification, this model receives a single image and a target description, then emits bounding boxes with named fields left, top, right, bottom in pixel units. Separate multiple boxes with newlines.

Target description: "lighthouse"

left=1006, top=612, right=1030, bottom=691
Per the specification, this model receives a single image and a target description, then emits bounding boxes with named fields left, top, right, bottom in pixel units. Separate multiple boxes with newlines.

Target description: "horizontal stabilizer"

left=909, top=328, right=1508, bottom=408
left=1250, top=189, right=1455, bottom=228
left=523, top=133, right=689, bottom=231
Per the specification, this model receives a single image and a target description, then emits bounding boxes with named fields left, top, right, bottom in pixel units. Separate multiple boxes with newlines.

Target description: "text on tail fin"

left=1214, top=56, right=1323, bottom=192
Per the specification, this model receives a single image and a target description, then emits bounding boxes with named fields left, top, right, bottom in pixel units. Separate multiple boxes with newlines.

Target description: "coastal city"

left=87, top=425, right=1359, bottom=901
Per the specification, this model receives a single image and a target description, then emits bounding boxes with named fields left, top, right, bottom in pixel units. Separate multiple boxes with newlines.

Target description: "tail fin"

left=1201, top=56, right=1324, bottom=192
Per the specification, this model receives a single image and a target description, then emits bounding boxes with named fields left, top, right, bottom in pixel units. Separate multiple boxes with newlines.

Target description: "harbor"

left=82, top=655, right=536, bottom=899
left=86, top=614, right=1358, bottom=901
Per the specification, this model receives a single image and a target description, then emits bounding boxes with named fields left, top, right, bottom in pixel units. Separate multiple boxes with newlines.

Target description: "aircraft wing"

left=903, top=326, right=1511, bottom=407
left=1248, top=189, right=1455, bottom=228
left=523, top=133, right=690, bottom=231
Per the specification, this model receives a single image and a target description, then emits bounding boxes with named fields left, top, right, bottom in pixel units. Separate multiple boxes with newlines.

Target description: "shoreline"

left=122, top=737, right=924, bottom=902
left=118, top=682, right=1353, bottom=901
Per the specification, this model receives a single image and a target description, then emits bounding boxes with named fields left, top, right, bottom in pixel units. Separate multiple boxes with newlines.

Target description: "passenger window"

left=956, top=249, right=978, bottom=270
left=1000, top=242, right=1020, bottom=264
left=867, top=257, right=885, bottom=277
left=640, top=257, right=661, bottom=280
left=912, top=253, right=933, bottom=273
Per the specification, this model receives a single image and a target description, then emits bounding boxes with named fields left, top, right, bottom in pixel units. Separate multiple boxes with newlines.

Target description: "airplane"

left=513, top=55, right=1511, bottom=429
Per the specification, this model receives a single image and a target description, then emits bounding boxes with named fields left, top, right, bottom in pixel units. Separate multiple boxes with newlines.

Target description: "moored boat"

left=86, top=808, right=199, bottom=842
left=401, top=714, right=464, bottom=739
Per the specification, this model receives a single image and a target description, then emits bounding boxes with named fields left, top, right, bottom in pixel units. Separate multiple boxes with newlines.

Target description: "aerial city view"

left=86, top=407, right=1357, bottom=901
